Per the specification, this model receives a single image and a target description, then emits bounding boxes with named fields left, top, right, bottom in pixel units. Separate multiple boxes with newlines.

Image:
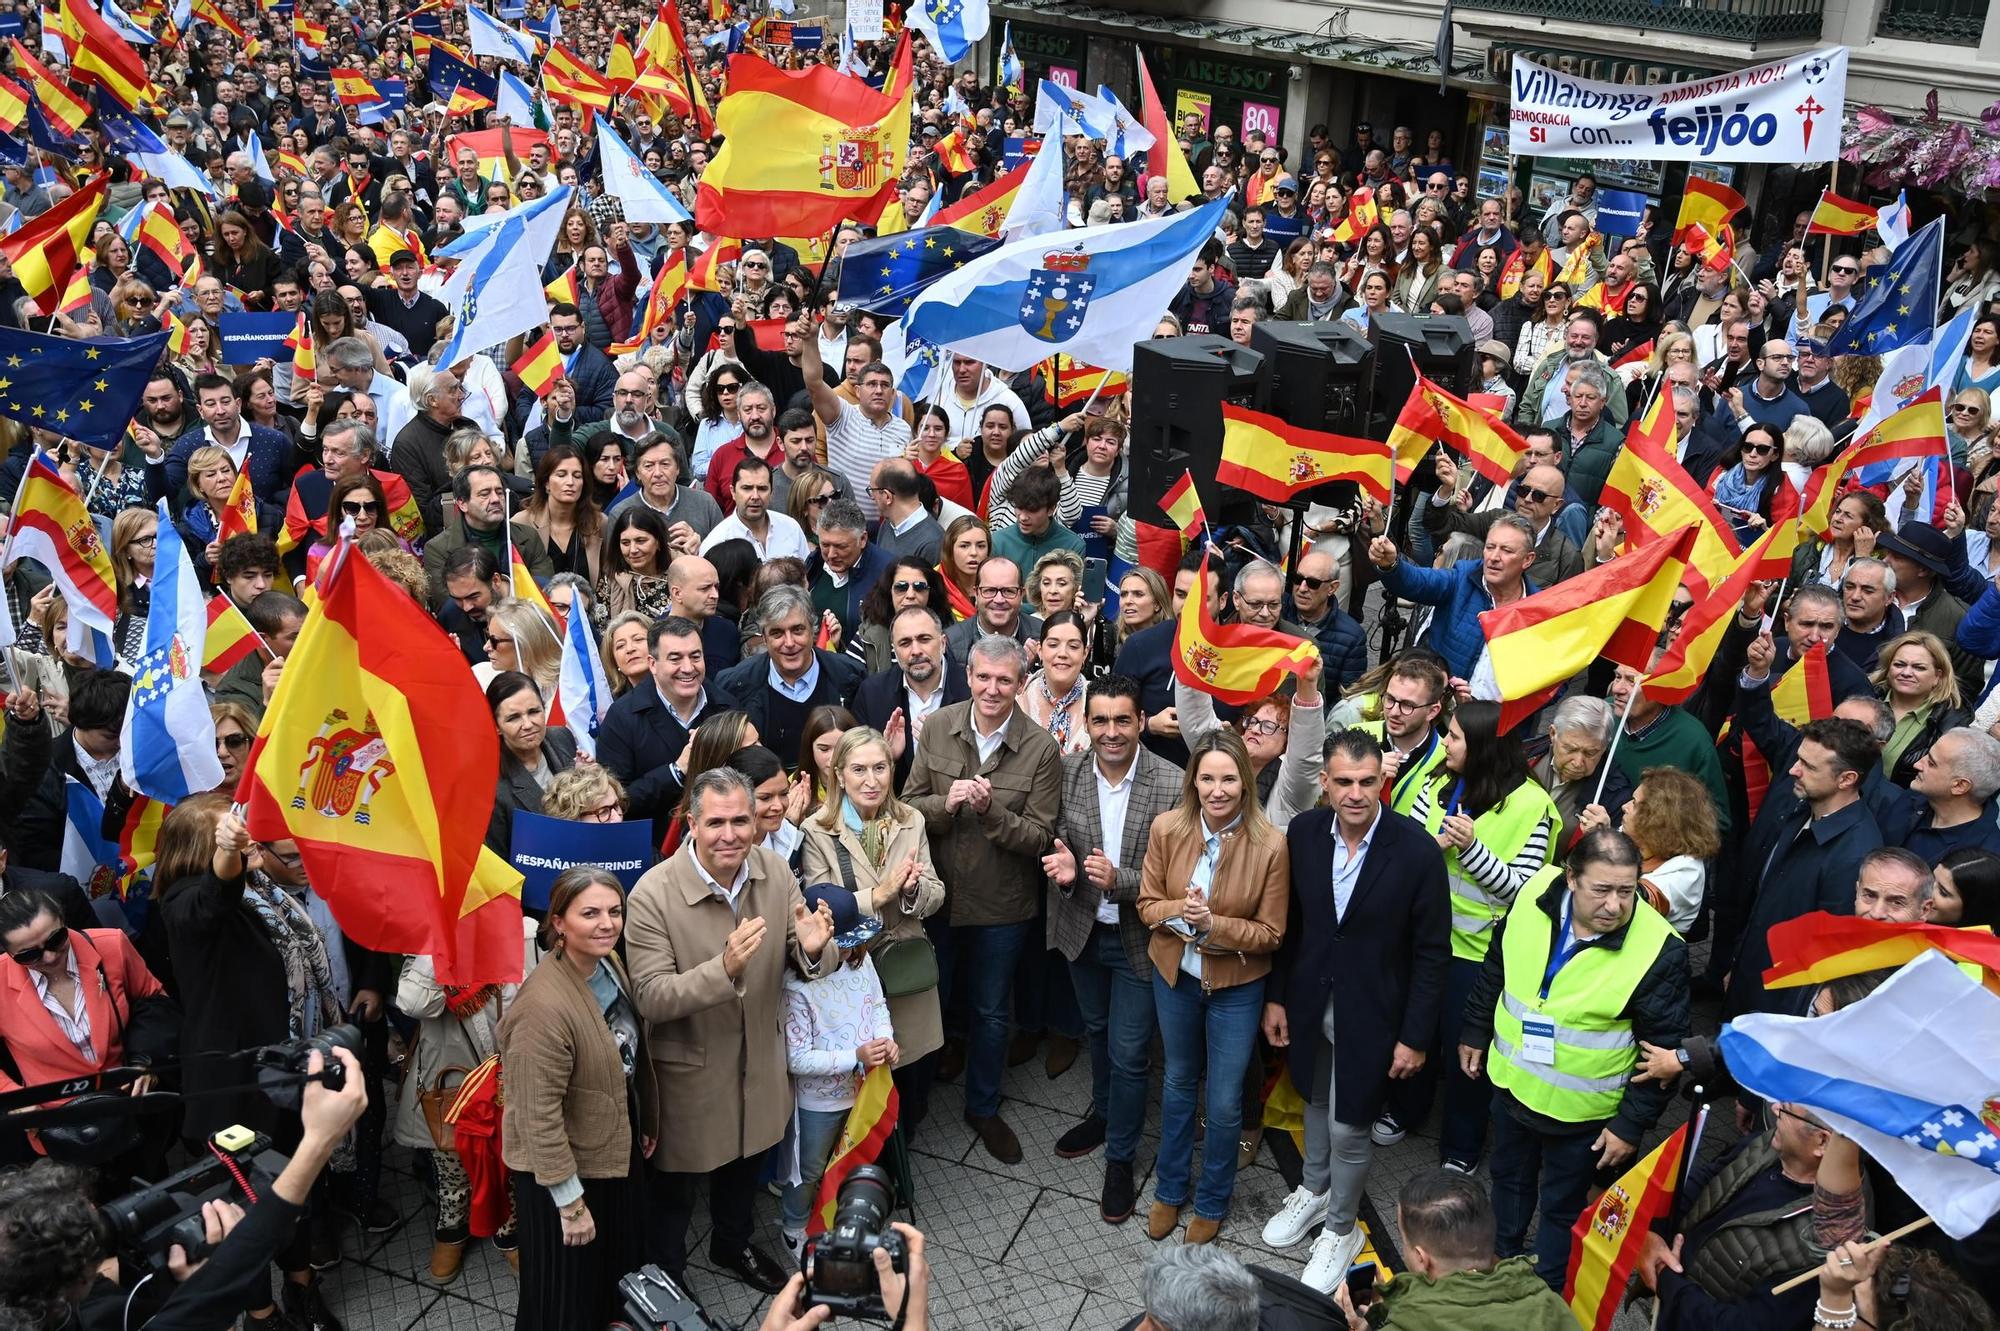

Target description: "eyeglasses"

left=340, top=499, right=379, bottom=516
left=1950, top=403, right=1983, bottom=415
left=581, top=800, right=623, bottom=823
left=977, top=585, right=1021, bottom=598
left=1240, top=716, right=1286, bottom=736
left=891, top=580, right=928, bottom=594
left=131, top=534, right=157, bottom=547
left=1291, top=574, right=1329, bottom=590
left=1380, top=694, right=1432, bottom=714
left=10, top=925, right=68, bottom=966
left=218, top=732, right=251, bottom=751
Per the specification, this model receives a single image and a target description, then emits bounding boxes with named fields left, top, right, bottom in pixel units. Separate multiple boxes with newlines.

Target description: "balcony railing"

left=1877, top=0, right=1987, bottom=42
left=1459, top=0, right=1824, bottom=42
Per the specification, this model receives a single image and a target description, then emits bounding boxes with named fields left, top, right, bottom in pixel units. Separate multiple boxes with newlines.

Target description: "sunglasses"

left=891, top=580, right=928, bottom=594
left=1291, top=574, right=1329, bottom=590
left=218, top=731, right=251, bottom=751
left=1832, top=265, right=1859, bottom=275
left=1741, top=443, right=1778, bottom=455
left=484, top=633, right=514, bottom=648
left=340, top=499, right=379, bottom=516
left=10, top=924, right=68, bottom=966
left=1950, top=404, right=1982, bottom=414
left=714, top=381, right=742, bottom=391
left=1516, top=486, right=1555, bottom=503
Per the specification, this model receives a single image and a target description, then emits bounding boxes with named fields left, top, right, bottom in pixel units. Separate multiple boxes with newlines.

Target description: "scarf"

left=243, top=872, right=341, bottom=1043
left=842, top=797, right=895, bottom=869
left=1036, top=671, right=1085, bottom=751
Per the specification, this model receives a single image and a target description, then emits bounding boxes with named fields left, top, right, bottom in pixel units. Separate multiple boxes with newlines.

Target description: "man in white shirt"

left=1041, top=675, right=1184, bottom=1224
left=800, top=334, right=911, bottom=521
left=701, top=456, right=810, bottom=561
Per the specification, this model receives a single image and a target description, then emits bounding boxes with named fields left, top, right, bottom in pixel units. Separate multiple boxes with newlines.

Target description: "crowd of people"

left=2, top=3, right=2000, bottom=1331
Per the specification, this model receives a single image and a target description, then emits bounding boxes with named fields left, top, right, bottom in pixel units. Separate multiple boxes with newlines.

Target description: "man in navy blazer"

left=155, top=373, right=297, bottom=510
left=596, top=616, right=739, bottom=821
left=850, top=606, right=969, bottom=789
left=1259, top=729, right=1451, bottom=1294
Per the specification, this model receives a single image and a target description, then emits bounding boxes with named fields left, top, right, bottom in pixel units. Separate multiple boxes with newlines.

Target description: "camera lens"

left=836, top=1164, right=895, bottom=1229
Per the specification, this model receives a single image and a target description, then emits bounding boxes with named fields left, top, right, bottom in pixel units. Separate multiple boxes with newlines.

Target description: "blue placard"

left=218, top=312, right=297, bottom=364
left=1593, top=188, right=1648, bottom=240
left=1003, top=136, right=1043, bottom=172
left=511, top=809, right=656, bottom=910
left=0, top=14, right=23, bottom=36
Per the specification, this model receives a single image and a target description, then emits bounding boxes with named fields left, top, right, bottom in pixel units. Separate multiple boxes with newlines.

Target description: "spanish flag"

left=689, top=239, right=741, bottom=293
left=1762, top=912, right=2000, bottom=993
left=293, top=11, right=328, bottom=51
left=613, top=253, right=686, bottom=354
left=1045, top=359, right=1129, bottom=407
left=1793, top=389, right=1947, bottom=539
left=114, top=793, right=170, bottom=896
left=1, top=176, right=106, bottom=318
left=545, top=265, right=581, bottom=306
left=930, top=161, right=1029, bottom=237
left=329, top=67, right=382, bottom=107
left=543, top=42, right=615, bottom=111
left=238, top=544, right=524, bottom=986
left=12, top=451, right=119, bottom=633
left=56, top=0, right=154, bottom=110
left=0, top=72, right=27, bottom=133
left=512, top=329, right=565, bottom=397
left=189, top=0, right=244, bottom=42
left=1160, top=468, right=1204, bottom=539
left=507, top=534, right=557, bottom=625
left=606, top=31, right=639, bottom=93
left=1328, top=191, right=1379, bottom=247
left=163, top=309, right=191, bottom=356
left=698, top=53, right=911, bottom=239
left=217, top=466, right=258, bottom=542
left=1387, top=373, right=1529, bottom=486
left=1642, top=525, right=1787, bottom=706
left=135, top=200, right=193, bottom=270
left=1136, top=48, right=1198, bottom=201
left=7, top=40, right=90, bottom=136
left=1808, top=190, right=1879, bottom=238
left=1565, top=1124, right=1688, bottom=1331
left=1219, top=403, right=1392, bottom=505
left=1741, top=642, right=1833, bottom=823
left=932, top=129, right=974, bottom=175
left=810, top=1065, right=899, bottom=1236
left=445, top=81, right=494, bottom=115
left=1554, top=233, right=1600, bottom=290
left=1497, top=245, right=1552, bottom=300
left=1174, top=552, right=1320, bottom=706
left=204, top=592, right=266, bottom=673
left=1681, top=221, right=1734, bottom=274
left=1598, top=414, right=1741, bottom=597
left=1674, top=174, right=1745, bottom=246
left=1479, top=525, right=1696, bottom=733
left=287, top=313, right=316, bottom=384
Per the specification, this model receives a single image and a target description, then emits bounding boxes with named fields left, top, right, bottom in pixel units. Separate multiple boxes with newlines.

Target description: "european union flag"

left=428, top=47, right=495, bottom=102
left=0, top=131, right=24, bottom=168
left=1829, top=215, right=1943, bottom=358
left=0, top=327, right=171, bottom=448
left=836, top=226, right=1003, bottom=319
left=26, top=100, right=83, bottom=161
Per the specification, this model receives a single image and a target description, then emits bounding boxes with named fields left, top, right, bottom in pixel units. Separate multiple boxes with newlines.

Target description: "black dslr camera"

left=802, top=1165, right=907, bottom=1321
left=251, top=1023, right=362, bottom=1110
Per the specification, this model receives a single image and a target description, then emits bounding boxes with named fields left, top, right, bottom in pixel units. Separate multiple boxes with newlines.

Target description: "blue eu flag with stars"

left=1828, top=216, right=1943, bottom=358
left=0, top=328, right=171, bottom=449
left=835, top=227, right=1003, bottom=320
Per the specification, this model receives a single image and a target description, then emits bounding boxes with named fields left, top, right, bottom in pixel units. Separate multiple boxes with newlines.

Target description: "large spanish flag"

left=931, top=160, right=1029, bottom=237
left=1642, top=525, right=1786, bottom=705
left=10, top=450, right=119, bottom=631
left=1674, top=174, right=1745, bottom=245
left=56, top=0, right=153, bottom=110
left=7, top=40, right=90, bottom=135
left=1173, top=553, right=1320, bottom=706
left=1808, top=190, right=1879, bottom=237
left=1219, top=403, right=1391, bottom=505
left=696, top=53, right=910, bottom=240
left=237, top=543, right=523, bottom=985
left=1387, top=373, right=1528, bottom=486
left=1479, top=525, right=1696, bottom=733
left=1136, top=48, right=1197, bottom=201
left=1565, top=1124, right=1688, bottom=1331
left=543, top=42, right=616, bottom=111
left=1598, top=415, right=1741, bottom=597
left=1763, top=912, right=2000, bottom=993
left=0, top=175, right=105, bottom=316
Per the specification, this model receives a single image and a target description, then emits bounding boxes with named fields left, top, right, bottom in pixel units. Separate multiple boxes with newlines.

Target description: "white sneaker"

left=1301, top=1224, right=1368, bottom=1294
left=1260, top=1185, right=1330, bottom=1249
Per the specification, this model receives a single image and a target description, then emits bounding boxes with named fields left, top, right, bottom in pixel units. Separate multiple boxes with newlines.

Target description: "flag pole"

left=1770, top=1216, right=1935, bottom=1295
left=1592, top=679, right=1642, bottom=807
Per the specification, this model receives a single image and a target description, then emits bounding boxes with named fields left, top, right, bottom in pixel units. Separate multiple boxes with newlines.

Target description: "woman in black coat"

left=487, top=671, right=580, bottom=858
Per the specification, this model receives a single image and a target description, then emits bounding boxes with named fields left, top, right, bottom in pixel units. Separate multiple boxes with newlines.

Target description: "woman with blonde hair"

left=599, top=611, right=655, bottom=696
left=1615, top=768, right=1721, bottom=932
left=1113, top=567, right=1170, bottom=646
left=542, top=766, right=629, bottom=824
left=784, top=465, right=841, bottom=548
left=1872, top=630, right=1968, bottom=786
left=480, top=597, right=563, bottom=694
left=799, top=726, right=947, bottom=1133
left=1029, top=549, right=1087, bottom=619
left=110, top=506, right=158, bottom=661
left=210, top=700, right=259, bottom=789
left=1138, top=729, right=1290, bottom=1243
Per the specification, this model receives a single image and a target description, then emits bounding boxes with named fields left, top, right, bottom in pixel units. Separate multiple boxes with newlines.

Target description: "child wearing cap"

left=779, top=883, right=898, bottom=1258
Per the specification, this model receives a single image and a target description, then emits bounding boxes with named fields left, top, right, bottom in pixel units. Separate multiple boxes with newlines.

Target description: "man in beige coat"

left=902, top=634, right=1062, bottom=1165
left=624, top=767, right=838, bottom=1291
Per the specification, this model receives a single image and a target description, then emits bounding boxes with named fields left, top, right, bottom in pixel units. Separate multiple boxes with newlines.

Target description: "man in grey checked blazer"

left=1041, top=674, right=1185, bottom=1226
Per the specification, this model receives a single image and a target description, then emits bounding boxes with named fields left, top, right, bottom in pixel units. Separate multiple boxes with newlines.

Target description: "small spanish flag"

left=1673, top=174, right=1745, bottom=246
left=329, top=67, right=382, bottom=107
left=1160, top=468, right=1204, bottom=539
left=1807, top=190, right=1881, bottom=237
left=204, top=592, right=267, bottom=673
left=287, top=313, right=316, bottom=384
left=544, top=265, right=581, bottom=306
left=1554, top=233, right=1600, bottom=289
left=0, top=71, right=27, bottom=133
left=1386, top=373, right=1528, bottom=487
left=508, top=537, right=557, bottom=624
left=445, top=81, right=494, bottom=115
left=512, top=330, right=565, bottom=397
left=1172, top=552, right=1320, bottom=706
left=7, top=40, right=91, bottom=136
left=276, top=147, right=308, bottom=178
left=932, top=129, right=974, bottom=175
left=115, top=793, right=171, bottom=896
left=1610, top=339, right=1655, bottom=369
left=1045, top=360, right=1128, bottom=407
left=163, top=308, right=190, bottom=356
left=930, top=161, right=1029, bottom=238
left=1762, top=912, right=2000, bottom=993
left=1564, top=1124, right=1688, bottom=1331
left=688, top=239, right=741, bottom=293
left=217, top=466, right=258, bottom=542
left=1740, top=641, right=1833, bottom=823
left=0, top=177, right=107, bottom=318
left=810, top=1065, right=898, bottom=1236
left=1218, top=404, right=1391, bottom=505
left=1328, top=191, right=1379, bottom=247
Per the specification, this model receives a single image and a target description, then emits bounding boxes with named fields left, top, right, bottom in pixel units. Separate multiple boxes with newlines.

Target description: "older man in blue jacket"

left=1367, top=514, right=1538, bottom=683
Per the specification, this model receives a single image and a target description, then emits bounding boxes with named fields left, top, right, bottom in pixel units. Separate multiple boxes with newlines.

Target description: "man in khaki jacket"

left=624, top=767, right=838, bottom=1291
left=902, top=634, right=1062, bottom=1165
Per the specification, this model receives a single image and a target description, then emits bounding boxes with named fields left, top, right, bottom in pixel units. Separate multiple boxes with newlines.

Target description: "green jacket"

left=1369, top=1256, right=1575, bottom=1331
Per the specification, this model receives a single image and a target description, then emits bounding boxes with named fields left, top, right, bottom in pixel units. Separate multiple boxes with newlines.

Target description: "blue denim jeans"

left=952, top=921, right=1033, bottom=1119
left=1488, top=1099, right=1602, bottom=1288
left=780, top=1107, right=851, bottom=1236
left=1152, top=972, right=1263, bottom=1220
left=1067, top=924, right=1157, bottom=1163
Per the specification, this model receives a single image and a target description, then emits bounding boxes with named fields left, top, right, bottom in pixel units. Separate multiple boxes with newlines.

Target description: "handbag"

left=835, top=840, right=938, bottom=1000
left=420, top=1063, right=471, bottom=1151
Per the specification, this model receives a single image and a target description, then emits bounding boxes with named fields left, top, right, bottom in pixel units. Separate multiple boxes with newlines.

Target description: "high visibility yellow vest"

left=1421, top=778, right=1562, bottom=961
left=1487, top=872, right=1675, bottom=1124
left=1355, top=719, right=1448, bottom=816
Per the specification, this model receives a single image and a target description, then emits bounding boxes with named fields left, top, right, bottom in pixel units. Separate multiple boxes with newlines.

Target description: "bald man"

left=669, top=555, right=740, bottom=671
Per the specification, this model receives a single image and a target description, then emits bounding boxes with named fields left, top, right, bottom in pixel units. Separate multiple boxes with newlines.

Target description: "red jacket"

left=0, top=929, right=166, bottom=1095
left=595, top=239, right=644, bottom=344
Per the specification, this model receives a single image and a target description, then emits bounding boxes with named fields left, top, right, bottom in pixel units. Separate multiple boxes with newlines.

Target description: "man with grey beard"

left=539, top=367, right=685, bottom=465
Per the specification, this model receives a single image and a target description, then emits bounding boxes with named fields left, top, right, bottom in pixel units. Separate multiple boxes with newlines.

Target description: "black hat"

left=1874, top=518, right=1950, bottom=577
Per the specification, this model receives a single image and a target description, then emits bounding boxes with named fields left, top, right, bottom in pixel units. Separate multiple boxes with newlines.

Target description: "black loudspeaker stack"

left=1127, top=334, right=1269, bottom=530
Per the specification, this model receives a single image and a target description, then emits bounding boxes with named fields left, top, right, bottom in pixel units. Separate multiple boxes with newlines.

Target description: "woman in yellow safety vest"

left=1383, top=699, right=1560, bottom=1173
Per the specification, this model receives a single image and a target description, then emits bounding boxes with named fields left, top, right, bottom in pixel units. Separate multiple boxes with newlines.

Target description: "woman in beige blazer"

left=1137, top=728, right=1290, bottom=1247
left=500, top=867, right=657, bottom=1331
left=799, top=726, right=947, bottom=1129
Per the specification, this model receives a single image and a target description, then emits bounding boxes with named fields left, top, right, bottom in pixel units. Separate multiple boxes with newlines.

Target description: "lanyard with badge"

left=1520, top=896, right=1594, bottom=1065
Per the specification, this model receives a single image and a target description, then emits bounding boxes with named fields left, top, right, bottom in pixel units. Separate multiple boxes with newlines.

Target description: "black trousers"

left=649, top=1152, right=762, bottom=1276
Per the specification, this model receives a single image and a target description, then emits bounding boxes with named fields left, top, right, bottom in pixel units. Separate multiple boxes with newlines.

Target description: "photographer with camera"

left=0, top=1045, right=368, bottom=1331
left=753, top=1218, right=932, bottom=1331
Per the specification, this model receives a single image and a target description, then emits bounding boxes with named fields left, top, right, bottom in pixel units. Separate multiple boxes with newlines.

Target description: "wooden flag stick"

left=1770, top=1215, right=1934, bottom=1294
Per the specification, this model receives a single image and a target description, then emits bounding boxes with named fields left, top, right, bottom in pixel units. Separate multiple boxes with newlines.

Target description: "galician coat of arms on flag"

left=1020, top=250, right=1093, bottom=344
